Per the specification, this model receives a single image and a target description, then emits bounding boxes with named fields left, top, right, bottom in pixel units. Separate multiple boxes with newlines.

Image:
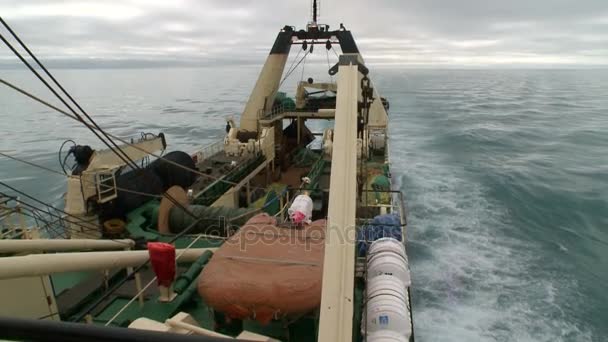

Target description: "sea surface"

left=1, top=66, right=607, bottom=341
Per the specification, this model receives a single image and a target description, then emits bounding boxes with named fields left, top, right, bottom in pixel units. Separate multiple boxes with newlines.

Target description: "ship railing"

left=355, top=188, right=408, bottom=276
left=117, top=132, right=162, bottom=169
left=0, top=196, right=32, bottom=239
left=272, top=155, right=326, bottom=221
left=257, top=103, right=287, bottom=121
left=0, top=316, right=232, bottom=342
left=358, top=189, right=407, bottom=224
left=1, top=196, right=72, bottom=240
left=1, top=196, right=17, bottom=238
left=359, top=238, right=415, bottom=342
left=40, top=215, right=72, bottom=239
left=102, top=234, right=208, bottom=327
left=193, top=139, right=224, bottom=165
left=193, top=154, right=266, bottom=206
left=356, top=188, right=414, bottom=342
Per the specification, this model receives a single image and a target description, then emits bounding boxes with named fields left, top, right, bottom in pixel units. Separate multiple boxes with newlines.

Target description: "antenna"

left=312, top=0, right=319, bottom=23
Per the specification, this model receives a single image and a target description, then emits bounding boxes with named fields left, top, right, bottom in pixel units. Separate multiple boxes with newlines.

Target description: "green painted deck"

left=44, top=140, right=398, bottom=342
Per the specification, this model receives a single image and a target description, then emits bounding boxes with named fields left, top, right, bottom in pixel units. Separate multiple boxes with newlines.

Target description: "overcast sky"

left=1, top=0, right=607, bottom=67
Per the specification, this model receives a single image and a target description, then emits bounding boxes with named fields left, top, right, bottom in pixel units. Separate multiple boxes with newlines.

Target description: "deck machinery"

left=0, top=10, right=413, bottom=342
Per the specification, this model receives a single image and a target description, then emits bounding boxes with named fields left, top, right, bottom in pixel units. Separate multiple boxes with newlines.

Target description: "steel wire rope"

left=0, top=185, right=132, bottom=243
left=0, top=25, right=196, bottom=219
left=0, top=151, right=163, bottom=199
left=278, top=50, right=310, bottom=89
left=0, top=17, right=141, bottom=172
left=0, top=79, right=270, bottom=193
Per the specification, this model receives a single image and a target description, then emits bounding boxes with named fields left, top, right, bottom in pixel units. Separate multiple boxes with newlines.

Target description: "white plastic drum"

left=363, top=276, right=412, bottom=338
left=366, top=275, right=408, bottom=303
left=368, top=237, right=407, bottom=261
left=367, top=330, right=409, bottom=342
left=365, top=290, right=412, bottom=337
left=367, top=238, right=411, bottom=286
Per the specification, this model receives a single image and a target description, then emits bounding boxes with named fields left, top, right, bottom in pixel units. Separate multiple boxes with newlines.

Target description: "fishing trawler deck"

left=0, top=3, right=413, bottom=341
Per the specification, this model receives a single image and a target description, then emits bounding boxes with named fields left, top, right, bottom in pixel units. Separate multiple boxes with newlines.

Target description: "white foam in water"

left=3, top=67, right=604, bottom=341
left=389, top=120, right=593, bottom=341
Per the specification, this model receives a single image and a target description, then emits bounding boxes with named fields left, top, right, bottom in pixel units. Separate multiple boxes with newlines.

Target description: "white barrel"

left=362, top=275, right=411, bottom=338
left=366, top=275, right=408, bottom=303
left=368, top=237, right=407, bottom=261
left=367, top=330, right=409, bottom=342
left=365, top=290, right=412, bottom=337
left=367, top=238, right=410, bottom=286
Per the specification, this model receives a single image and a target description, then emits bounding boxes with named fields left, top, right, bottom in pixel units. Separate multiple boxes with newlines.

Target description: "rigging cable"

left=104, top=232, right=206, bottom=326
left=19, top=210, right=68, bottom=239
left=16, top=211, right=68, bottom=239
left=331, top=44, right=340, bottom=59
left=0, top=197, right=45, bottom=238
left=0, top=151, right=299, bottom=237
left=300, top=42, right=313, bottom=82
left=0, top=149, right=305, bottom=228
left=0, top=194, right=113, bottom=240
left=326, top=47, right=334, bottom=83
left=0, top=78, right=270, bottom=193
left=278, top=50, right=310, bottom=89
left=0, top=19, right=293, bottom=225
left=3, top=196, right=126, bottom=240
left=282, top=47, right=302, bottom=84
left=0, top=190, right=120, bottom=236
left=0, top=21, right=196, bottom=219
left=0, top=183, right=132, bottom=243
left=0, top=17, right=139, bottom=172
left=0, top=151, right=162, bottom=199
left=74, top=212, right=213, bottom=322
left=0, top=32, right=137, bottom=172
left=0, top=198, right=56, bottom=231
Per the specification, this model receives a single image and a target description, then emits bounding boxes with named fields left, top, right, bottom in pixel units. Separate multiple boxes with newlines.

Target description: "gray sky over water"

left=1, top=0, right=607, bottom=67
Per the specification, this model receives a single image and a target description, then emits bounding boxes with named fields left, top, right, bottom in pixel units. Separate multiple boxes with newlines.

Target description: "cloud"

left=0, top=2, right=143, bottom=21
left=0, top=0, right=607, bottom=67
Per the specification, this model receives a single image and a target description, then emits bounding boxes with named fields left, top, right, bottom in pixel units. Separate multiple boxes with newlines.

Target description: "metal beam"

left=240, top=52, right=290, bottom=131
left=318, top=55, right=361, bottom=342
left=210, top=158, right=270, bottom=208
left=258, top=110, right=336, bottom=127
left=0, top=316, right=235, bottom=342
left=86, top=137, right=165, bottom=170
left=0, top=248, right=216, bottom=280
left=0, top=239, right=135, bottom=253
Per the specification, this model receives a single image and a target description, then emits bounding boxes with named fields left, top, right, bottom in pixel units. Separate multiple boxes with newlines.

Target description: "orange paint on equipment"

left=198, top=213, right=326, bottom=324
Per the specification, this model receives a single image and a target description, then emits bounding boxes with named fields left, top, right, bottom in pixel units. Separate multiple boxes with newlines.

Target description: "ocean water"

left=1, top=66, right=607, bottom=341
